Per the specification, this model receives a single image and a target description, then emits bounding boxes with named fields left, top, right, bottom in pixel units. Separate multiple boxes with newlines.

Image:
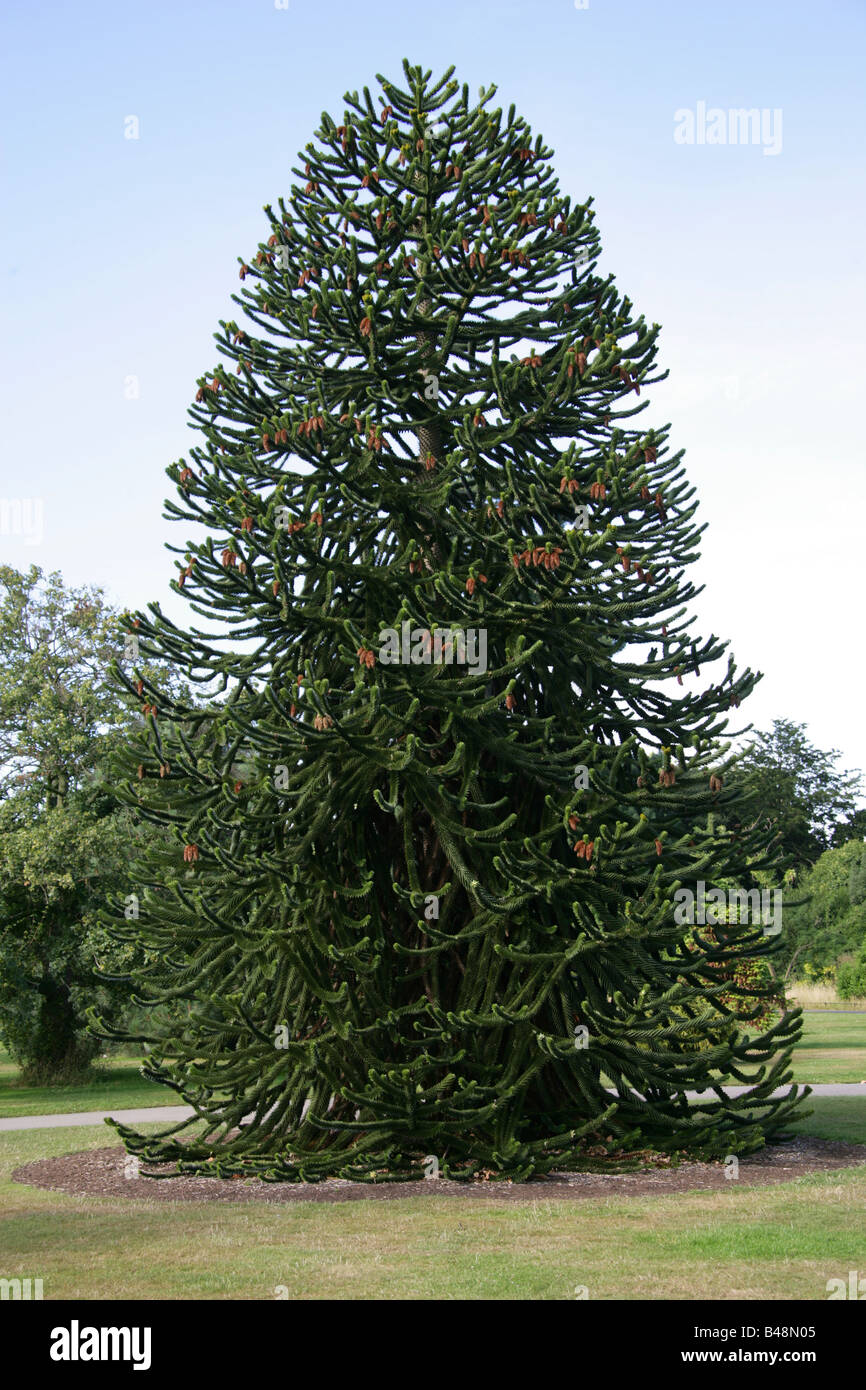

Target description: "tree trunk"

left=21, top=970, right=98, bottom=1084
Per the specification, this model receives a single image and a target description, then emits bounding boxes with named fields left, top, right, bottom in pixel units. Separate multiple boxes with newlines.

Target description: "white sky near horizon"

left=0, top=0, right=864, bottom=800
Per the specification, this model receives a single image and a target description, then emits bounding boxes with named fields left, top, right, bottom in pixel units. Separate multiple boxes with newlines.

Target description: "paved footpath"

left=0, top=1106, right=196, bottom=1132
left=2, top=1084, right=864, bottom=1133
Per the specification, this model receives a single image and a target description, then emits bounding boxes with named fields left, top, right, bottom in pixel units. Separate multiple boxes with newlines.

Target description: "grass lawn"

left=0, top=1097, right=864, bottom=1300
left=784, top=1096, right=866, bottom=1144
left=721, top=1010, right=866, bottom=1086
left=786, top=1011, right=866, bottom=1083
left=0, top=1047, right=169, bottom=1119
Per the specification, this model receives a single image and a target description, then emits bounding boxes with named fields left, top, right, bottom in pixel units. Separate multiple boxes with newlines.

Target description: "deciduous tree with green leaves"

left=104, top=62, right=806, bottom=1181
left=734, top=719, right=863, bottom=870
left=0, top=566, right=170, bottom=1082
left=781, top=839, right=866, bottom=981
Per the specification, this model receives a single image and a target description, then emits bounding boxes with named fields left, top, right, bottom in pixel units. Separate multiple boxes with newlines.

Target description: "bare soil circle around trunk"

left=12, top=1137, right=866, bottom=1204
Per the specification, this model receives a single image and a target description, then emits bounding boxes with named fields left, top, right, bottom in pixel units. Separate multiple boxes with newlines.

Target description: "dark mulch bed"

left=12, top=1137, right=866, bottom=1204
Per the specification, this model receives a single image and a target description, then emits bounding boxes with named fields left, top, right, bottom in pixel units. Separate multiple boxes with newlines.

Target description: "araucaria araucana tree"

left=102, top=61, right=806, bottom=1181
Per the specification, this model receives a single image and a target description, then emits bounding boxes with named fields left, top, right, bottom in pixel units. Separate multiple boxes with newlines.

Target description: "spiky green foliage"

left=101, top=61, right=805, bottom=1181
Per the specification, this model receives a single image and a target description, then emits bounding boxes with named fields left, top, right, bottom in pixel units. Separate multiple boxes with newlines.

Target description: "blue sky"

left=1, top=0, right=864, bottom=790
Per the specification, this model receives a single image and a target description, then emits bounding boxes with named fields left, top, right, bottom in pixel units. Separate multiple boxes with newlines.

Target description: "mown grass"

left=782, top=1096, right=866, bottom=1144
left=0, top=1098, right=864, bottom=1301
left=783, top=1011, right=866, bottom=1083
left=0, top=1047, right=168, bottom=1119
left=721, top=1011, right=866, bottom=1086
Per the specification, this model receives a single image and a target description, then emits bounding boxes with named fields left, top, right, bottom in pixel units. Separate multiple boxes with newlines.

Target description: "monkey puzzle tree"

left=101, top=60, right=805, bottom=1181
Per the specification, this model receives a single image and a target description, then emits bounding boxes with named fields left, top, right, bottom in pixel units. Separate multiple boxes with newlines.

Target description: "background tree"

left=0, top=566, right=173, bottom=1082
left=831, top=807, right=866, bottom=849
left=778, top=839, right=866, bottom=982
left=733, top=718, right=863, bottom=871
left=104, top=61, right=805, bottom=1182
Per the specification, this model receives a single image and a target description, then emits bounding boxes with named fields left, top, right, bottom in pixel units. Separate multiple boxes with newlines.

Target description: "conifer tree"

left=101, top=61, right=805, bottom=1181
